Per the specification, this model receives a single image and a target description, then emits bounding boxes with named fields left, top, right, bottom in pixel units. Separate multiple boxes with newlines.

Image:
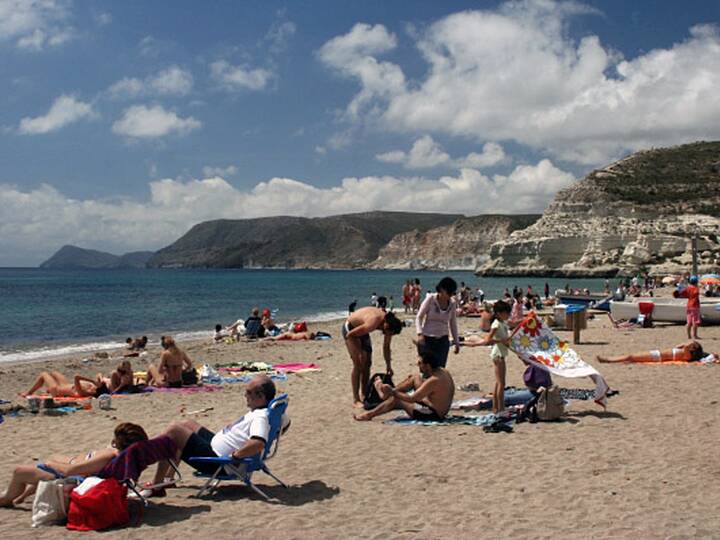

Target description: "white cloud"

left=112, top=105, right=201, bottom=138
left=202, top=164, right=238, bottom=178
left=95, top=12, right=112, bottom=26
left=18, top=95, right=95, bottom=134
left=210, top=60, right=273, bottom=91
left=0, top=159, right=573, bottom=265
left=107, top=66, right=193, bottom=99
left=319, top=1, right=720, bottom=165
left=318, top=22, right=405, bottom=119
left=265, top=20, right=296, bottom=54
left=0, top=0, right=74, bottom=50
left=376, top=136, right=506, bottom=169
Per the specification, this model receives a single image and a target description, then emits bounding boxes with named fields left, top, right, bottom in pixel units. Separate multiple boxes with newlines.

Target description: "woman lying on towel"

left=0, top=422, right=148, bottom=507
left=264, top=331, right=316, bottom=341
left=20, top=361, right=135, bottom=398
left=597, top=341, right=717, bottom=363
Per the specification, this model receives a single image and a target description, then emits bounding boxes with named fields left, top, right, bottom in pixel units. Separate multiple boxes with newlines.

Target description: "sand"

left=1, top=313, right=719, bottom=539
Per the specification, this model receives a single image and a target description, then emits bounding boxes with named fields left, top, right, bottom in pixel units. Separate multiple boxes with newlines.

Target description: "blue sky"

left=1, top=0, right=719, bottom=265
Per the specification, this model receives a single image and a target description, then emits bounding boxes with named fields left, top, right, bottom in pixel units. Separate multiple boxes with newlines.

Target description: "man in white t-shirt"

left=145, top=375, right=277, bottom=496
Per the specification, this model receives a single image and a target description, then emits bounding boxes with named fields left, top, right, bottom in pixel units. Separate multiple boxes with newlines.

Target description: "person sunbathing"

left=354, top=345, right=455, bottom=422
left=20, top=366, right=121, bottom=399
left=146, top=336, right=193, bottom=387
left=597, top=341, right=710, bottom=363
left=264, top=331, right=316, bottom=342
left=0, top=422, right=148, bottom=507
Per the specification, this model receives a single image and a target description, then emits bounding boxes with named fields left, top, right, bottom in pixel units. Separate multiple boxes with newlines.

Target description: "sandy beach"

left=1, top=313, right=719, bottom=539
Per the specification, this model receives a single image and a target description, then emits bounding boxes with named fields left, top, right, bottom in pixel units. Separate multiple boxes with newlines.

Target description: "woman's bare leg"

left=20, top=372, right=58, bottom=397
left=0, top=465, right=53, bottom=507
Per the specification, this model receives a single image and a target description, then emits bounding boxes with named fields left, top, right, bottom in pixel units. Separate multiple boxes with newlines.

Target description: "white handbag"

left=31, top=478, right=76, bottom=527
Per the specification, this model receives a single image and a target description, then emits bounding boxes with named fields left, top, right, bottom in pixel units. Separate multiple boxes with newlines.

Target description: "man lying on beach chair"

left=144, top=375, right=290, bottom=499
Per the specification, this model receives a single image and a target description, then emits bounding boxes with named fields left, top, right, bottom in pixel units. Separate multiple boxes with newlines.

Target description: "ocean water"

left=0, top=268, right=606, bottom=363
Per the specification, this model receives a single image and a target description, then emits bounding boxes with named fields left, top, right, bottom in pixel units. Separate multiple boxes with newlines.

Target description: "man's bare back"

left=411, top=368, right=454, bottom=417
left=346, top=306, right=386, bottom=336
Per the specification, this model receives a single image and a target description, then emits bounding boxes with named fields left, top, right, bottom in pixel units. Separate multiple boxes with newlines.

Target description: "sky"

left=1, top=0, right=719, bottom=266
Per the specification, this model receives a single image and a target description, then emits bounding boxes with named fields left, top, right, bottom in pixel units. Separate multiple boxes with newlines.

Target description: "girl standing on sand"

left=402, top=280, right=412, bottom=313
left=412, top=278, right=422, bottom=313
left=462, top=300, right=511, bottom=414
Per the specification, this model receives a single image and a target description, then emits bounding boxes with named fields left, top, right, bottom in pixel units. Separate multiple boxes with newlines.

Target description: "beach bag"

left=67, top=477, right=129, bottom=531
left=536, top=385, right=564, bottom=421
left=31, top=478, right=77, bottom=527
left=363, top=373, right=394, bottom=410
left=293, top=321, right=308, bottom=333
left=182, top=368, right=198, bottom=386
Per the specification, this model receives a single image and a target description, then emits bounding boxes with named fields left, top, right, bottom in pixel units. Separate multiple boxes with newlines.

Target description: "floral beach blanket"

left=510, top=312, right=610, bottom=408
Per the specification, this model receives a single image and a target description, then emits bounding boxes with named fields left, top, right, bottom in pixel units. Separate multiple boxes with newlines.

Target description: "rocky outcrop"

left=477, top=141, right=720, bottom=277
left=40, top=245, right=154, bottom=269
left=370, top=215, right=540, bottom=270
left=147, top=211, right=462, bottom=269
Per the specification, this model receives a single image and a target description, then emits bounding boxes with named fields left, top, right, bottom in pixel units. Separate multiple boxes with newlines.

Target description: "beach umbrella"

left=661, top=276, right=677, bottom=285
left=701, top=273, right=720, bottom=280
left=700, top=276, right=720, bottom=285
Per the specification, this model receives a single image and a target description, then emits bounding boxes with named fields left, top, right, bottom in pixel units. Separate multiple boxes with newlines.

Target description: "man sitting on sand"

left=343, top=307, right=403, bottom=408
left=354, top=345, right=454, bottom=422
left=146, top=336, right=194, bottom=388
left=142, top=375, right=282, bottom=497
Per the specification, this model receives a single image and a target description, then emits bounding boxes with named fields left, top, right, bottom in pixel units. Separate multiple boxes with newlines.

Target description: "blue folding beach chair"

left=188, top=393, right=289, bottom=500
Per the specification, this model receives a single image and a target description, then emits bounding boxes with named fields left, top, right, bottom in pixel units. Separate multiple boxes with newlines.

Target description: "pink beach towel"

left=272, top=363, right=321, bottom=373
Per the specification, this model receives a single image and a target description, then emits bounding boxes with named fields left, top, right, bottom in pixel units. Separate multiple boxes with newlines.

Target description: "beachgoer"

left=265, top=331, right=316, bottom=341
left=261, top=309, right=279, bottom=334
left=343, top=307, right=403, bottom=408
left=353, top=344, right=455, bottom=422
left=370, top=292, right=378, bottom=307
left=146, top=336, right=193, bottom=388
left=144, top=375, right=284, bottom=497
left=0, top=423, right=148, bottom=507
left=244, top=307, right=266, bottom=338
left=79, top=360, right=134, bottom=394
left=20, top=369, right=114, bottom=398
left=477, top=287, right=485, bottom=303
left=214, top=324, right=228, bottom=342
left=348, top=299, right=358, bottom=314
left=597, top=341, right=710, bottom=363
left=674, top=276, right=701, bottom=339
left=402, top=280, right=412, bottom=314
left=388, top=296, right=395, bottom=312
left=544, top=282, right=550, bottom=299
left=415, top=277, right=460, bottom=367
left=462, top=300, right=511, bottom=414
left=510, top=292, right=524, bottom=327
left=412, top=279, right=422, bottom=313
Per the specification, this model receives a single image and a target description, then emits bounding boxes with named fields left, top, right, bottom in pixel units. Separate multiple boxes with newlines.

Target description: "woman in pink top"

left=415, top=277, right=460, bottom=367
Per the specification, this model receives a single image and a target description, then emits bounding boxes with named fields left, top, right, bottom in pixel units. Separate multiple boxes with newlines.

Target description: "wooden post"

left=572, top=310, right=583, bottom=344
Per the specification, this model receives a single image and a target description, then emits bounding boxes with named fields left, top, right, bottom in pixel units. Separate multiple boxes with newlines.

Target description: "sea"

left=0, top=268, right=607, bottom=364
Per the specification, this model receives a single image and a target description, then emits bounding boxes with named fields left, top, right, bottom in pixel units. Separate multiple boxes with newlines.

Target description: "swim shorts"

left=686, top=308, right=701, bottom=325
left=411, top=403, right=443, bottom=422
left=342, top=321, right=372, bottom=353
left=181, top=427, right=220, bottom=474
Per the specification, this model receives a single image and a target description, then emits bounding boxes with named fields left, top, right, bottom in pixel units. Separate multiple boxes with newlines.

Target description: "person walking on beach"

left=462, top=300, right=511, bottom=414
left=415, top=277, right=460, bottom=367
left=412, top=279, right=422, bottom=313
left=343, top=306, right=403, bottom=408
left=674, top=276, right=701, bottom=339
left=402, top=280, right=412, bottom=313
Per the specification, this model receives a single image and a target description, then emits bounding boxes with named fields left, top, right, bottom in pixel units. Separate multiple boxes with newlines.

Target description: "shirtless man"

left=353, top=345, right=454, bottom=421
left=342, top=307, right=403, bottom=408
left=146, top=336, right=193, bottom=387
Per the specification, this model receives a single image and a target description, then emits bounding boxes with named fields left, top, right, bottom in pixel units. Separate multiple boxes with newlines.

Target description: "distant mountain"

left=147, top=211, right=463, bottom=269
left=40, top=245, right=154, bottom=269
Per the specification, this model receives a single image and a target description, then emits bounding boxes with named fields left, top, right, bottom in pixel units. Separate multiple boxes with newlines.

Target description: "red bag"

left=67, top=478, right=129, bottom=531
left=293, top=321, right=307, bottom=333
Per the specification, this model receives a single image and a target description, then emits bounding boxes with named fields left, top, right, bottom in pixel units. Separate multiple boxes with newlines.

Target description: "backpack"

left=66, top=477, right=129, bottom=531
left=536, top=385, right=564, bottom=421
left=363, top=373, right=394, bottom=410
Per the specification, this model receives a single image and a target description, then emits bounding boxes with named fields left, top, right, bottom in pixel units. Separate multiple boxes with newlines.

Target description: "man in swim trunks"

left=343, top=307, right=403, bottom=408
left=353, top=344, right=454, bottom=421
left=146, top=336, right=193, bottom=387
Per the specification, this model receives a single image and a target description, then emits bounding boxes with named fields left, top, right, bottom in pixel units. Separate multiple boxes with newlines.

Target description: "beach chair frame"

left=189, top=393, right=289, bottom=500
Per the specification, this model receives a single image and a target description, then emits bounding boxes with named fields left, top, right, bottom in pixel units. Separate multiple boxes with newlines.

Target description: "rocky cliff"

left=477, top=141, right=720, bottom=277
left=370, top=215, right=540, bottom=270
left=147, top=211, right=462, bottom=269
left=40, top=245, right=154, bottom=269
